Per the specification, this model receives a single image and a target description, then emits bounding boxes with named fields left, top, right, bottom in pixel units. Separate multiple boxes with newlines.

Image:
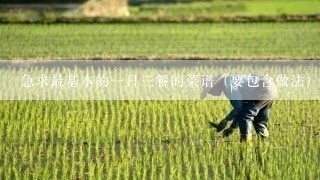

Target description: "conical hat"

left=200, top=74, right=225, bottom=99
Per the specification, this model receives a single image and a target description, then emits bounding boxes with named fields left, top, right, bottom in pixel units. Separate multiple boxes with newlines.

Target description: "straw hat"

left=200, top=74, right=225, bottom=99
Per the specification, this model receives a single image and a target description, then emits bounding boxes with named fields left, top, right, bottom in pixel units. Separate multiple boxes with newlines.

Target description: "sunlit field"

left=0, top=22, right=319, bottom=179
left=0, top=100, right=319, bottom=179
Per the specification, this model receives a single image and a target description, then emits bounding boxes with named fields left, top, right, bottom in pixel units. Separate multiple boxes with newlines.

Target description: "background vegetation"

left=1, top=23, right=319, bottom=60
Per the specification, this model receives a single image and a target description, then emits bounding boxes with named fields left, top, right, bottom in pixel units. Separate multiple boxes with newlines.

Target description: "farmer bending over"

left=201, top=74, right=277, bottom=142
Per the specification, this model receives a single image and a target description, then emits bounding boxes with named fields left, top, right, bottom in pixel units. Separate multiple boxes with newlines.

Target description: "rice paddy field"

left=0, top=23, right=320, bottom=59
left=0, top=100, right=319, bottom=179
left=0, top=22, right=320, bottom=179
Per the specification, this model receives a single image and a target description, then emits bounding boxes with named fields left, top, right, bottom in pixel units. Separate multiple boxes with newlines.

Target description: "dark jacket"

left=218, top=75, right=277, bottom=127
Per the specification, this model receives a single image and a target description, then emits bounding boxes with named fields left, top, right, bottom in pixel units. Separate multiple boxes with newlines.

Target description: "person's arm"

left=222, top=100, right=243, bottom=135
left=215, top=100, right=242, bottom=132
left=230, top=118, right=238, bottom=128
left=224, top=100, right=243, bottom=121
left=221, top=76, right=246, bottom=137
left=221, top=100, right=242, bottom=137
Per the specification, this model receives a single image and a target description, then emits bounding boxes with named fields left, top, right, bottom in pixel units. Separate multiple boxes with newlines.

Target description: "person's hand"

left=216, top=119, right=228, bottom=132
left=223, top=127, right=236, bottom=137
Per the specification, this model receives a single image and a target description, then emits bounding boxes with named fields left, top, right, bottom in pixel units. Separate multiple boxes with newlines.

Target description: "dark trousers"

left=236, top=100, right=273, bottom=137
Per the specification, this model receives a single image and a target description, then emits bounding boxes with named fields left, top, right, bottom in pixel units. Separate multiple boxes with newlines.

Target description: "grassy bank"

left=131, top=0, right=320, bottom=17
